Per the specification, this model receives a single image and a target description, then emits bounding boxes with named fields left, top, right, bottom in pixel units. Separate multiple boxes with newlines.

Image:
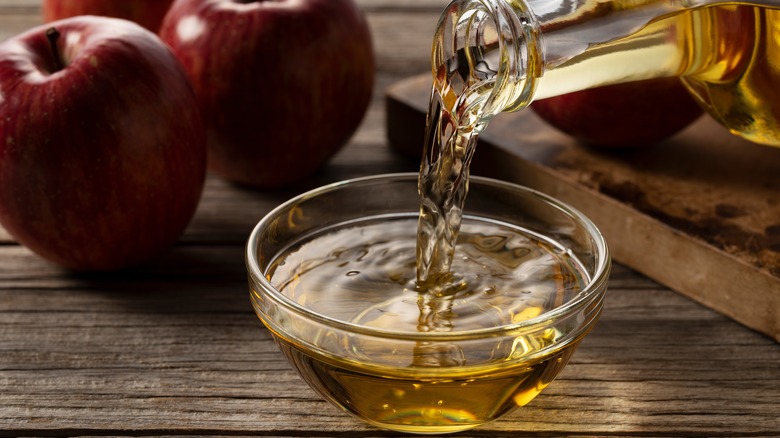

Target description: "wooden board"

left=386, top=74, right=780, bottom=342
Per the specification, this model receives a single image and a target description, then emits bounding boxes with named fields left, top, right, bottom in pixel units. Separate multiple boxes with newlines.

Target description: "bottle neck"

left=431, top=0, right=540, bottom=125
left=433, top=0, right=780, bottom=114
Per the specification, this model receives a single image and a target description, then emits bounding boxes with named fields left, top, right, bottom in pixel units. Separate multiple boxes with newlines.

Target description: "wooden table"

left=1, top=1, right=778, bottom=436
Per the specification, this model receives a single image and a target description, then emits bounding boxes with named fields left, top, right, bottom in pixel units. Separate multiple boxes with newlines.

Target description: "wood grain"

left=1, top=1, right=779, bottom=437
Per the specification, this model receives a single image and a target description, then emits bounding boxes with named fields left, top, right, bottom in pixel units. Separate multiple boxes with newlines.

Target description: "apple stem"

left=46, top=27, right=64, bottom=72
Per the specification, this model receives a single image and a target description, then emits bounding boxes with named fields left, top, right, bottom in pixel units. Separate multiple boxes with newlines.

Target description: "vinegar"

left=534, top=4, right=780, bottom=146
left=264, top=216, right=590, bottom=433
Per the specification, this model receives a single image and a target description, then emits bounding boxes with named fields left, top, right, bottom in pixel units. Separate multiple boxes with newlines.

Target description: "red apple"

left=42, top=0, right=175, bottom=32
left=530, top=77, right=704, bottom=148
left=0, top=17, right=207, bottom=271
left=159, top=0, right=375, bottom=188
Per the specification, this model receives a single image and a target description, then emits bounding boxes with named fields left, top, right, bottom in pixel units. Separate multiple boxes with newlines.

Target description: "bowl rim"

left=246, top=172, right=610, bottom=341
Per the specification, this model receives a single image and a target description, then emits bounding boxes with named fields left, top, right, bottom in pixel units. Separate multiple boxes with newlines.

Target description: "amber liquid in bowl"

left=259, top=214, right=598, bottom=434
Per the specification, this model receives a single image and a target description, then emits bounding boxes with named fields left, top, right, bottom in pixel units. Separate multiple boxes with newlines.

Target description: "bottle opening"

left=431, top=0, right=541, bottom=120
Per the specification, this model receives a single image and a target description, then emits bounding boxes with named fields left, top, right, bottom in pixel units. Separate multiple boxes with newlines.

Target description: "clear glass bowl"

left=247, top=173, right=610, bottom=434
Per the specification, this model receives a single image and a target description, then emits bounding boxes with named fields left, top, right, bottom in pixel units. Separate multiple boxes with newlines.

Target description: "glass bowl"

left=247, top=173, right=610, bottom=434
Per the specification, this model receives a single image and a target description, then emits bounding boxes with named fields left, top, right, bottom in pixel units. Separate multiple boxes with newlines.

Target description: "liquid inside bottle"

left=678, top=5, right=780, bottom=145
left=538, top=3, right=780, bottom=146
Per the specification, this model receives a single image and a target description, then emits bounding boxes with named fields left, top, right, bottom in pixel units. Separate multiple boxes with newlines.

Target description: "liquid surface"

left=269, top=217, right=586, bottom=335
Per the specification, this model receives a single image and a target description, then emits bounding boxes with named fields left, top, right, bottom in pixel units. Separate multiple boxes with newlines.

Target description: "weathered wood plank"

left=0, top=13, right=38, bottom=41
left=1, top=245, right=778, bottom=436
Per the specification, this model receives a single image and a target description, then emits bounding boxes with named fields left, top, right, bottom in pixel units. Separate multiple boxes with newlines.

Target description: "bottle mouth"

left=430, top=0, right=542, bottom=120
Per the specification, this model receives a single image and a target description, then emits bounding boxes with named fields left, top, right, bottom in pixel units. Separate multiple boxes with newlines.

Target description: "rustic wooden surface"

left=1, top=1, right=779, bottom=437
left=387, top=74, right=780, bottom=342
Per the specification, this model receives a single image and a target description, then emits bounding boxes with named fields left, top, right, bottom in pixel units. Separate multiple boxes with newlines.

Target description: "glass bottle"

left=431, top=0, right=780, bottom=146
left=416, top=0, right=780, bottom=284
